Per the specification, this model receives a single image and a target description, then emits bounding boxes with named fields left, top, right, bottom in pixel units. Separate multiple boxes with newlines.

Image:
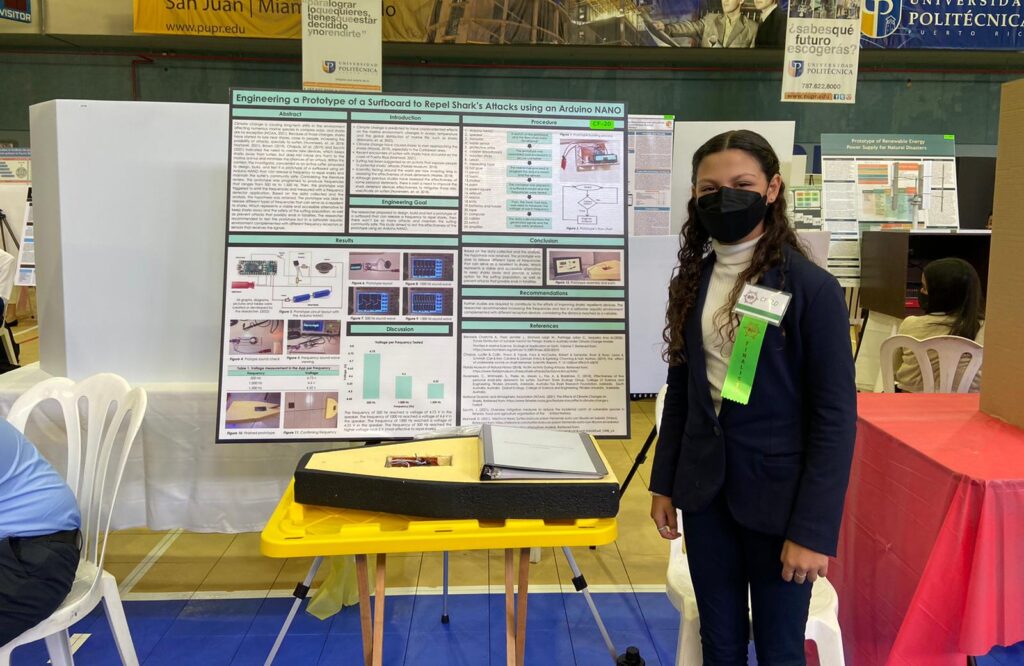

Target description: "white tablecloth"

left=0, top=364, right=340, bottom=532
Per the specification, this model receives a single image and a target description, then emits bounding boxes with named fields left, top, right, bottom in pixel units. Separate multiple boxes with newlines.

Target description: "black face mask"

left=918, top=291, right=929, bottom=312
left=695, top=187, right=768, bottom=244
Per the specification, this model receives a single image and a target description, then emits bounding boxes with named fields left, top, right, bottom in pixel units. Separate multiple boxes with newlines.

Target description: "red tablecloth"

left=830, top=394, right=1024, bottom=666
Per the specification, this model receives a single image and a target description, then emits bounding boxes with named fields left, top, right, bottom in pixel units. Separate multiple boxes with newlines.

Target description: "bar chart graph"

left=349, top=339, right=456, bottom=419
left=361, top=352, right=447, bottom=403
left=363, top=352, right=381, bottom=400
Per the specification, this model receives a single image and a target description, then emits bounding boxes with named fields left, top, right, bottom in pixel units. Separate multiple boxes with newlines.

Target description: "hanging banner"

left=860, top=0, right=1024, bottom=49
left=0, top=0, right=30, bottom=23
left=133, top=0, right=301, bottom=39
left=133, top=0, right=1021, bottom=49
left=302, top=0, right=382, bottom=92
left=781, top=0, right=861, bottom=104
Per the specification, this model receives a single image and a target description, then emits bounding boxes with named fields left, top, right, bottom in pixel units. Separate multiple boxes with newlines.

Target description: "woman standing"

left=649, top=130, right=856, bottom=664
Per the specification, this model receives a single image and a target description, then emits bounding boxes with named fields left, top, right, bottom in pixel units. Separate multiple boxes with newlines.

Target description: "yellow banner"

left=133, top=0, right=301, bottom=39
left=134, top=0, right=433, bottom=41
left=380, top=0, right=430, bottom=42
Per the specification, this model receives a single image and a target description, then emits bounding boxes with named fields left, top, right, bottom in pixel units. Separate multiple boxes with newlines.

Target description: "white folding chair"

left=0, top=373, right=148, bottom=666
left=0, top=326, right=17, bottom=368
left=658, top=384, right=846, bottom=665
left=879, top=334, right=983, bottom=393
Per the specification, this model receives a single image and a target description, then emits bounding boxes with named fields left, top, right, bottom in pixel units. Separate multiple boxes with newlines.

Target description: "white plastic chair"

left=0, top=373, right=148, bottom=666
left=656, top=384, right=846, bottom=665
left=0, top=326, right=17, bottom=367
left=654, top=384, right=667, bottom=434
left=879, top=334, right=983, bottom=393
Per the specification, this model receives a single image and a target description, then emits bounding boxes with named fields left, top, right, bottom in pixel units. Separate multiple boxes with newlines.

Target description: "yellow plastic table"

left=261, top=481, right=618, bottom=666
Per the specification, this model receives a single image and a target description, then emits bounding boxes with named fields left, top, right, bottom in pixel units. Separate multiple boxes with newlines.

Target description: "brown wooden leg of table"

left=355, top=555, right=372, bottom=666
left=515, top=548, right=530, bottom=666
left=372, top=554, right=387, bottom=666
left=504, top=549, right=515, bottom=666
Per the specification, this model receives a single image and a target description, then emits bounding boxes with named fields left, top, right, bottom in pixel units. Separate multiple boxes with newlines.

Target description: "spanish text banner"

left=133, top=0, right=301, bottom=39
left=302, top=0, right=382, bottom=92
left=781, top=0, right=861, bottom=104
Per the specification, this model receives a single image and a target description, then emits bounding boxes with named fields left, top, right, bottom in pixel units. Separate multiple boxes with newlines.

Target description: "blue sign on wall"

left=0, top=0, right=31, bottom=24
left=862, top=0, right=1022, bottom=48
left=640, top=0, right=1023, bottom=49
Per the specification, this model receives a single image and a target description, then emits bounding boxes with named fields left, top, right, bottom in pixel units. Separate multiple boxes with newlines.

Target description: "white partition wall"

left=30, top=101, right=228, bottom=382
left=627, top=235, right=676, bottom=395
left=627, top=229, right=833, bottom=395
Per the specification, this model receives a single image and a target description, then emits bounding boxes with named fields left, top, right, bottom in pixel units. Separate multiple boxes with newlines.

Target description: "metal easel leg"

left=264, top=555, right=324, bottom=666
left=619, top=425, right=658, bottom=496
left=441, top=551, right=450, bottom=624
left=560, top=546, right=617, bottom=663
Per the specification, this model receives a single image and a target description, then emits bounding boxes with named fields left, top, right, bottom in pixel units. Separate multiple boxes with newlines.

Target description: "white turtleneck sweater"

left=702, top=236, right=760, bottom=414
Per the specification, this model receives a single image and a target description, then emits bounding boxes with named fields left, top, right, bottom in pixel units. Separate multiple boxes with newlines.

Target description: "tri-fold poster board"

left=821, top=134, right=960, bottom=286
left=216, top=90, right=631, bottom=442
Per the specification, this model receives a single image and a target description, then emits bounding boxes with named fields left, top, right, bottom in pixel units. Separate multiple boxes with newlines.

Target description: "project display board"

left=217, top=89, right=630, bottom=443
left=13, top=193, right=33, bottom=287
left=821, top=134, right=959, bottom=286
left=627, top=115, right=674, bottom=237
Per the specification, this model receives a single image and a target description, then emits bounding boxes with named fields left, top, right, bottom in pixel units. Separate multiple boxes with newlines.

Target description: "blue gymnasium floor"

left=8, top=592, right=1024, bottom=665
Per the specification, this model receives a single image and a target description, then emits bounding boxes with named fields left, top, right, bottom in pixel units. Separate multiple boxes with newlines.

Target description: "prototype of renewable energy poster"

left=821, top=134, right=959, bottom=286
left=216, top=89, right=630, bottom=442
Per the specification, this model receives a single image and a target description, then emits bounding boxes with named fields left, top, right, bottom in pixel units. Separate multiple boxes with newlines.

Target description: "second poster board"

left=821, top=133, right=960, bottom=286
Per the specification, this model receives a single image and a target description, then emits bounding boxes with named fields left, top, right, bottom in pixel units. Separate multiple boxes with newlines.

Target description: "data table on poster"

left=217, top=89, right=630, bottom=442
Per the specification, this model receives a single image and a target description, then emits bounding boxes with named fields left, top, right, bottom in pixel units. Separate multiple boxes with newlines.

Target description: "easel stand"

left=0, top=210, right=20, bottom=254
left=265, top=547, right=618, bottom=666
left=619, top=424, right=658, bottom=497
left=584, top=425, right=657, bottom=554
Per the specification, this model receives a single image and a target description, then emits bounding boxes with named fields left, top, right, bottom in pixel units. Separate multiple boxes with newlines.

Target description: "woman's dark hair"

left=922, top=258, right=984, bottom=339
left=662, top=129, right=806, bottom=365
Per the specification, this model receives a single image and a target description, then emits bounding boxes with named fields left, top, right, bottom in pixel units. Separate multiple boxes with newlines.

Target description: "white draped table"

left=0, top=364, right=344, bottom=532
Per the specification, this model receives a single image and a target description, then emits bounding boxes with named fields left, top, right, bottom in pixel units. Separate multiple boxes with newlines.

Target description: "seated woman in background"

left=895, top=257, right=985, bottom=392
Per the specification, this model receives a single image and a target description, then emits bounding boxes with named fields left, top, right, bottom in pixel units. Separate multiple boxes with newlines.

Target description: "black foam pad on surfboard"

left=294, top=450, right=620, bottom=520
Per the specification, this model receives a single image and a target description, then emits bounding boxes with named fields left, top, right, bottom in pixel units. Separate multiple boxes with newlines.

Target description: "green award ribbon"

left=721, top=315, right=768, bottom=405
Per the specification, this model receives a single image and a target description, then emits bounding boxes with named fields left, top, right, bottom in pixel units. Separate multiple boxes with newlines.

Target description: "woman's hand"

left=780, top=540, right=828, bottom=584
left=650, top=494, right=681, bottom=540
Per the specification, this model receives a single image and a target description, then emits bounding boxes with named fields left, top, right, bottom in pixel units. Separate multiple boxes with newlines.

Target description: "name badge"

left=733, top=284, right=791, bottom=327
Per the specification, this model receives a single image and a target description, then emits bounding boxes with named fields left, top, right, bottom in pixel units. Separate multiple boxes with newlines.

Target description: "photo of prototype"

left=283, top=392, right=340, bottom=429
left=224, top=392, right=282, bottom=429
left=547, top=250, right=624, bottom=284
left=226, top=320, right=284, bottom=355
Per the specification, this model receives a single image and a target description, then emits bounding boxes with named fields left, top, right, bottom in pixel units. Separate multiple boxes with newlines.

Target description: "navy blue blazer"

left=650, top=245, right=856, bottom=556
left=755, top=6, right=786, bottom=48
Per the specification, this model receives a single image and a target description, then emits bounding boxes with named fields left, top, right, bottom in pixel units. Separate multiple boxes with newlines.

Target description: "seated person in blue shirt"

left=0, top=419, right=81, bottom=646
